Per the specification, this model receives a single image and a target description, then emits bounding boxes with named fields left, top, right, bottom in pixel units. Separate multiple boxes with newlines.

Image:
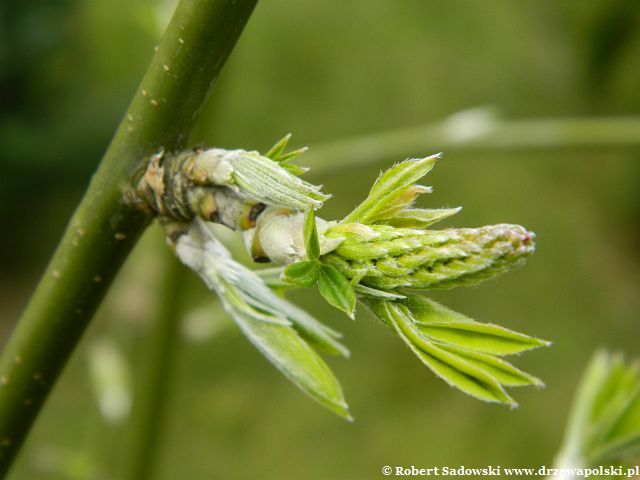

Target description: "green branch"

left=303, top=111, right=640, bottom=172
left=0, top=0, right=257, bottom=475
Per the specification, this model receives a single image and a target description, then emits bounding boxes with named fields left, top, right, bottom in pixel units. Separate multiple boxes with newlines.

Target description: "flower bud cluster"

left=323, top=223, right=535, bottom=290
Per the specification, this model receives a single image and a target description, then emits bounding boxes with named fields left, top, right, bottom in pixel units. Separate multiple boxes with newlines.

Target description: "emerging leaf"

left=362, top=295, right=547, bottom=407
left=282, top=261, right=321, bottom=288
left=232, top=152, right=330, bottom=210
left=304, top=208, right=320, bottom=261
left=366, top=185, right=432, bottom=221
left=277, top=147, right=308, bottom=164
left=343, top=154, right=439, bottom=224
left=378, top=299, right=515, bottom=406
left=555, top=351, right=640, bottom=468
left=280, top=162, right=309, bottom=176
left=383, top=207, right=462, bottom=228
left=232, top=309, right=351, bottom=419
left=437, top=344, right=544, bottom=387
left=170, top=220, right=351, bottom=418
left=407, top=296, right=549, bottom=355
left=265, top=133, right=309, bottom=165
left=265, top=133, right=292, bottom=160
left=266, top=292, right=348, bottom=358
left=318, top=264, right=356, bottom=319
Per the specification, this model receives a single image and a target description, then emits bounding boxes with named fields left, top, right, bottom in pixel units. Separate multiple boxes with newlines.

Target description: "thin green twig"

left=0, top=0, right=258, bottom=475
left=304, top=112, right=640, bottom=173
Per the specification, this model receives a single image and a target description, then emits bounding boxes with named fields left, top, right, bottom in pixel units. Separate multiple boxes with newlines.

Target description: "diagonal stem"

left=0, top=0, right=258, bottom=475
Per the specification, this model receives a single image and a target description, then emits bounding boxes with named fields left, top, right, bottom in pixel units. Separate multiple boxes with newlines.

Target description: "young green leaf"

left=277, top=147, right=308, bottom=163
left=383, top=301, right=515, bottom=406
left=172, top=218, right=351, bottom=406
left=318, top=264, right=356, bottom=319
left=342, top=154, right=440, bottom=224
left=437, top=344, right=544, bottom=387
left=232, top=309, right=351, bottom=420
left=222, top=284, right=291, bottom=326
left=280, top=162, right=310, bottom=176
left=364, top=185, right=432, bottom=222
left=304, top=208, right=320, bottom=261
left=383, top=207, right=462, bottom=228
left=282, top=260, right=321, bottom=288
left=362, top=295, right=547, bottom=407
left=270, top=296, right=349, bottom=358
left=407, top=295, right=549, bottom=355
left=407, top=344, right=513, bottom=404
left=265, top=135, right=308, bottom=165
left=207, top=222, right=347, bottom=357
left=265, top=133, right=292, bottom=160
left=416, top=319, right=548, bottom=357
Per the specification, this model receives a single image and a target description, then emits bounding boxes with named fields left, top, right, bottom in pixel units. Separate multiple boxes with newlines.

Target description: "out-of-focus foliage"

left=1, top=0, right=640, bottom=479
left=555, top=351, right=640, bottom=471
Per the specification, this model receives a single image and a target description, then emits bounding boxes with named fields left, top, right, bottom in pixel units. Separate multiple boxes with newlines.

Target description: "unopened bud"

left=244, top=207, right=344, bottom=264
left=136, top=145, right=328, bottom=229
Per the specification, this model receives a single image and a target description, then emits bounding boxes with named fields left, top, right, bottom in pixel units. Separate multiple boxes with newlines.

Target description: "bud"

left=135, top=142, right=328, bottom=229
left=323, top=223, right=535, bottom=290
left=243, top=207, right=344, bottom=264
left=229, top=150, right=330, bottom=210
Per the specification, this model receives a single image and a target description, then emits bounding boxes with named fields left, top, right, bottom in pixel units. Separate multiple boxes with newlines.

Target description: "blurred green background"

left=1, top=0, right=640, bottom=478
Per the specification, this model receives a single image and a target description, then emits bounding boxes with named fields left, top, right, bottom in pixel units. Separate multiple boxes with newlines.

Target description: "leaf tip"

left=416, top=152, right=442, bottom=167
left=535, top=337, right=553, bottom=349
left=532, top=377, right=546, bottom=389
left=328, top=401, right=353, bottom=421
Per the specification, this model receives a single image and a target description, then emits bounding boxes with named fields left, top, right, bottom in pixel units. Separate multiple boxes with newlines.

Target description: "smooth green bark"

left=0, top=0, right=258, bottom=475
